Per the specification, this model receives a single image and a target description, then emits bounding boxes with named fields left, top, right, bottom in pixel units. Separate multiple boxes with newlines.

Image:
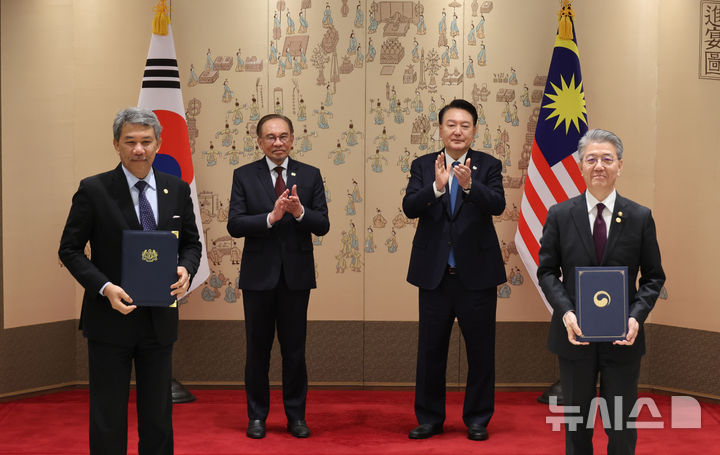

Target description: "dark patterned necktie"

left=593, top=203, right=606, bottom=263
left=274, top=166, right=286, bottom=197
left=135, top=180, right=157, bottom=231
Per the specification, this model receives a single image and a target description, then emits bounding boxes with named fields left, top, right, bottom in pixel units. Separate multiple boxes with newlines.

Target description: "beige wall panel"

left=469, top=1, right=560, bottom=322
left=652, top=0, right=720, bottom=331
left=2, top=0, right=78, bottom=327
left=576, top=1, right=659, bottom=209
left=71, top=0, right=150, bottom=175
left=168, top=0, right=267, bottom=320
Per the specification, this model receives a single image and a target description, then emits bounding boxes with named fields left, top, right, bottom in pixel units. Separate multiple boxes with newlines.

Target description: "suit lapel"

left=603, top=194, right=627, bottom=263
left=110, top=165, right=142, bottom=230
left=255, top=158, right=277, bottom=205
left=570, top=194, right=598, bottom=264
left=438, top=150, right=454, bottom=218
left=444, top=183, right=454, bottom=218
left=286, top=159, right=298, bottom=192
left=155, top=170, right=170, bottom=229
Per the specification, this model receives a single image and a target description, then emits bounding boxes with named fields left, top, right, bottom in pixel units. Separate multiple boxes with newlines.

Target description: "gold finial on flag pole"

left=557, top=0, right=575, bottom=40
left=152, top=0, right=171, bottom=35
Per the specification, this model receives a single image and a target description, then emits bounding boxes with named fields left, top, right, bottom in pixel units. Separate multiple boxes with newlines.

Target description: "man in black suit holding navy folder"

left=537, top=129, right=665, bottom=455
left=59, top=107, right=201, bottom=455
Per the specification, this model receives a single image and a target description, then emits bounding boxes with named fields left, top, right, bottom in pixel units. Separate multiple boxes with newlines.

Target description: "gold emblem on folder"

left=141, top=249, right=159, bottom=263
left=593, top=290, right=611, bottom=308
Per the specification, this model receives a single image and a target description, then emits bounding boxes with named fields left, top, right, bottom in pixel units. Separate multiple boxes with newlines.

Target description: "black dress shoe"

left=246, top=419, right=266, bottom=439
left=408, top=423, right=443, bottom=439
left=467, top=424, right=489, bottom=441
left=287, top=420, right=311, bottom=438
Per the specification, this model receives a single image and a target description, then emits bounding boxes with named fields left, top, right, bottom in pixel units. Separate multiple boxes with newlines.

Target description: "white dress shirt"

left=433, top=151, right=469, bottom=197
left=100, top=166, right=159, bottom=296
left=585, top=189, right=616, bottom=238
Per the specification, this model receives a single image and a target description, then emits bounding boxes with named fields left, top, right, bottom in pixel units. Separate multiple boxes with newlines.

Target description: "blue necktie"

left=448, top=161, right=460, bottom=267
left=135, top=180, right=157, bottom=231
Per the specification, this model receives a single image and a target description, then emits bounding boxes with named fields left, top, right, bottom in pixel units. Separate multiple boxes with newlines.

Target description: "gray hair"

left=577, top=128, right=624, bottom=160
left=112, top=107, right=162, bottom=141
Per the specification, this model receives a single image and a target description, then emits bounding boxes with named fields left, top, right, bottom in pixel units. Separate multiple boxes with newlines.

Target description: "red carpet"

left=0, top=389, right=718, bottom=454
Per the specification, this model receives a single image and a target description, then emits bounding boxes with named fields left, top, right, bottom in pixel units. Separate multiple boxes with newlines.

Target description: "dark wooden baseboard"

left=1, top=320, right=718, bottom=399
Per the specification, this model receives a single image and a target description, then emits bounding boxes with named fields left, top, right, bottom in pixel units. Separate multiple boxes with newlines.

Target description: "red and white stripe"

left=515, top=140, right=585, bottom=312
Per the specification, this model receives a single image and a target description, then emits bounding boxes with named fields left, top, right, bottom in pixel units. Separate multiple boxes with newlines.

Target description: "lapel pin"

left=472, top=166, right=477, bottom=170
left=163, top=188, right=169, bottom=194
left=291, top=172, right=296, bottom=177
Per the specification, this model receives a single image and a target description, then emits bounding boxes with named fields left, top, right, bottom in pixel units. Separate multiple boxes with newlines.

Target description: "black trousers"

left=559, top=344, right=641, bottom=455
left=415, top=271, right=497, bottom=427
left=242, top=278, right=310, bottom=422
left=87, top=311, right=173, bottom=455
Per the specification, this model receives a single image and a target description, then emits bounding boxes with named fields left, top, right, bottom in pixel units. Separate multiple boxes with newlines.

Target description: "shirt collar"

left=266, top=156, right=289, bottom=172
left=121, top=165, right=156, bottom=190
left=444, top=150, right=468, bottom=169
left=585, top=189, right=617, bottom=214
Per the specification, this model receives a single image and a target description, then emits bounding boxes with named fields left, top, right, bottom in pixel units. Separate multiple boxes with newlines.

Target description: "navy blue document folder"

left=575, top=266, right=628, bottom=342
left=121, top=230, right=178, bottom=307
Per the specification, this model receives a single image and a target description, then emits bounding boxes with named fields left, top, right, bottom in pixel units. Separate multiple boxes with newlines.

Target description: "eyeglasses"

left=262, top=134, right=291, bottom=143
left=582, top=155, right=617, bottom=166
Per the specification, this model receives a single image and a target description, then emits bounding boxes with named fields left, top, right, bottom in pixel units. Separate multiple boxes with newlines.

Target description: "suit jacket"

left=403, top=148, right=507, bottom=291
left=59, top=164, right=202, bottom=347
left=227, top=158, right=329, bottom=291
left=537, top=192, right=665, bottom=361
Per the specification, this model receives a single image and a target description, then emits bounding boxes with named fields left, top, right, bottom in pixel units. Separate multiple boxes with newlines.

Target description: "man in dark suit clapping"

left=403, top=99, right=507, bottom=441
left=227, top=114, right=329, bottom=439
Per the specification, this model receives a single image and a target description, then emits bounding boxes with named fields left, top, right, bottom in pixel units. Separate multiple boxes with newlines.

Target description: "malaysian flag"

left=138, top=0, right=210, bottom=293
left=515, top=1, right=588, bottom=312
